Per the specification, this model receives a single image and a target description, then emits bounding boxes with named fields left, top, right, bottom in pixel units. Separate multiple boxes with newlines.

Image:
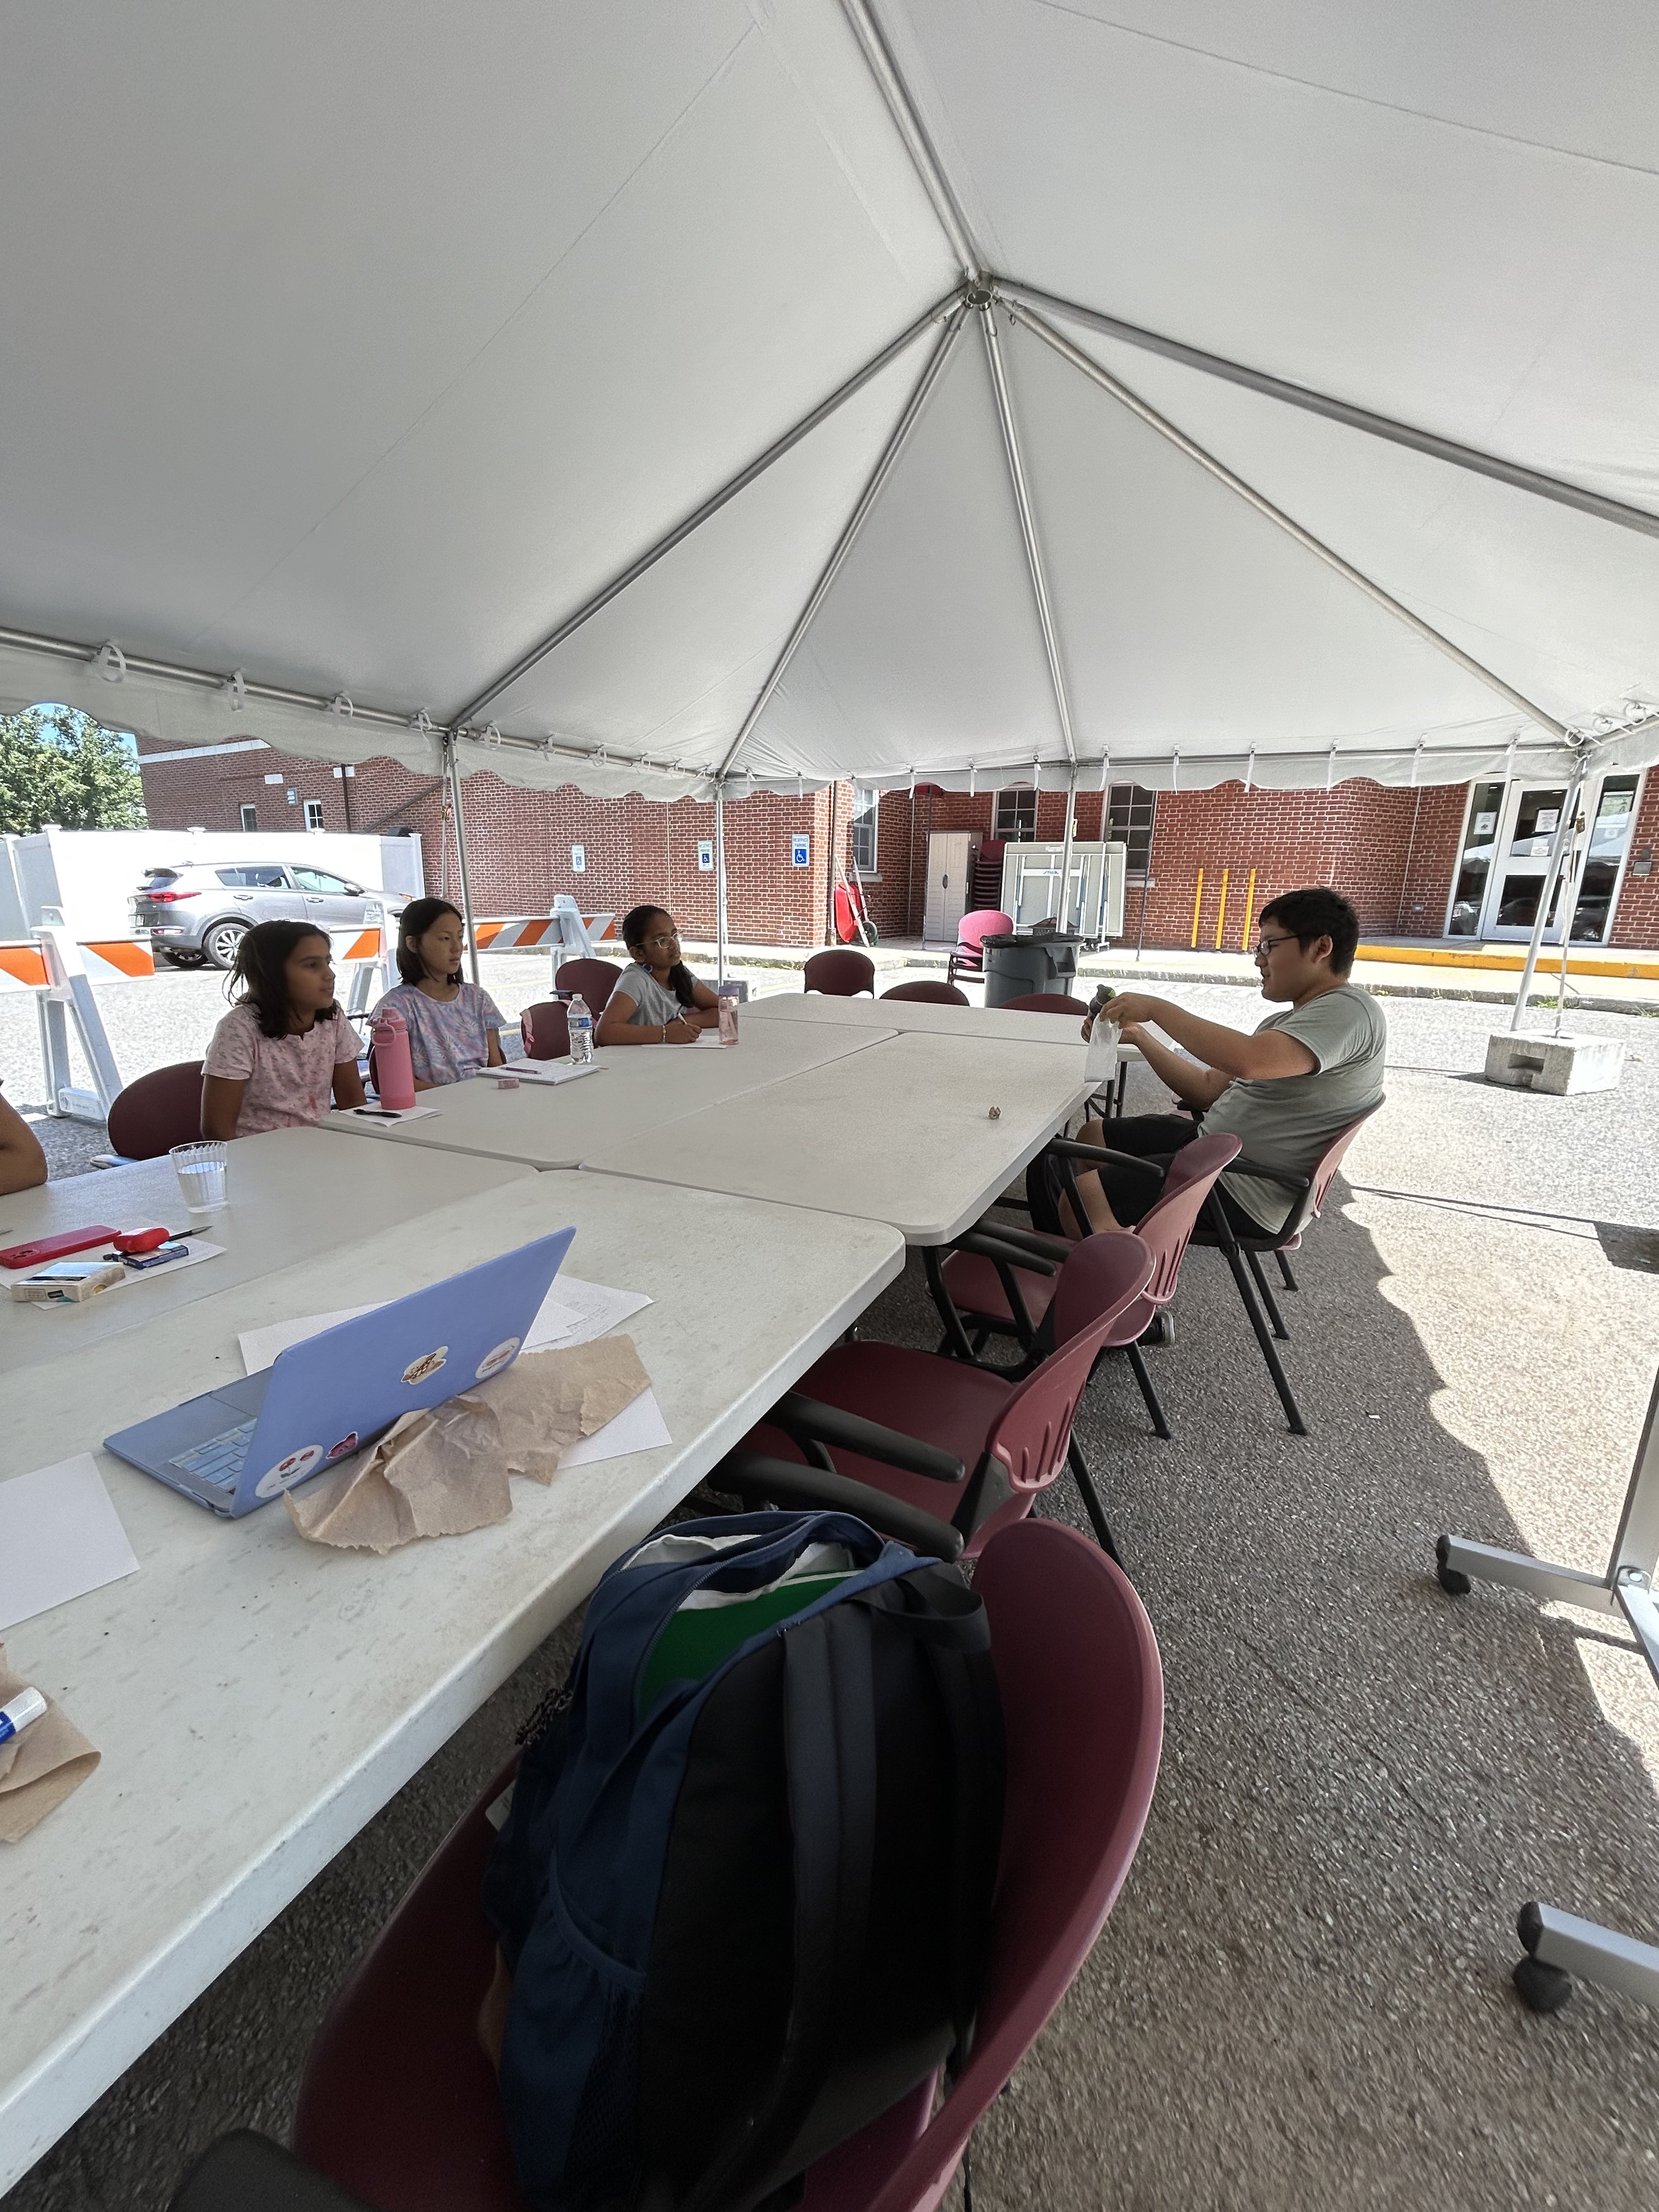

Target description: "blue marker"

left=0, top=1688, right=47, bottom=1745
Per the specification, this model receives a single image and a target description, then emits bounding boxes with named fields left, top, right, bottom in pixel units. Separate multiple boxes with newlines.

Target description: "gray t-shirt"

left=612, top=966, right=691, bottom=1030
left=1201, top=984, right=1386, bottom=1229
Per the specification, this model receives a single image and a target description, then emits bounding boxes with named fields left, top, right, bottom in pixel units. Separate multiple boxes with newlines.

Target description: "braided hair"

left=620, top=904, right=697, bottom=1009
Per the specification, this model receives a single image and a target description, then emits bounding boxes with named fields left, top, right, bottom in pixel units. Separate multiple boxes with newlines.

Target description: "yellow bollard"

left=1239, top=867, right=1256, bottom=950
left=1214, top=866, right=1230, bottom=950
left=1189, top=867, right=1204, bottom=950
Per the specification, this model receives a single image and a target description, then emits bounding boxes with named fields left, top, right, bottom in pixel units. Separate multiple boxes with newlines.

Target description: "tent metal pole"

left=719, top=306, right=966, bottom=778
left=994, top=280, right=1659, bottom=546
left=1508, top=773, right=1584, bottom=1031
left=1007, top=300, right=1573, bottom=746
left=837, top=0, right=982, bottom=278
left=450, top=291, right=963, bottom=729
left=1553, top=805, right=1590, bottom=1039
left=1059, top=770, right=1077, bottom=934
left=980, top=303, right=1079, bottom=770
left=714, top=788, right=729, bottom=985
left=444, top=735, right=483, bottom=986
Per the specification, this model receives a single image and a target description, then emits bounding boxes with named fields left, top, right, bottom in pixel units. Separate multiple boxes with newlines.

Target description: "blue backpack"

left=481, top=1510, right=1005, bottom=2212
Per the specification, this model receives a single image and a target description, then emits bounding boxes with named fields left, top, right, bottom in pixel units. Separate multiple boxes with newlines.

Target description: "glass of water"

left=171, top=1140, right=228, bottom=1220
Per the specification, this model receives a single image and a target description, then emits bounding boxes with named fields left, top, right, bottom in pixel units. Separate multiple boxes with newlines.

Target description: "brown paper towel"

left=0, top=1641, right=100, bottom=1843
left=285, top=1335, right=653, bottom=1554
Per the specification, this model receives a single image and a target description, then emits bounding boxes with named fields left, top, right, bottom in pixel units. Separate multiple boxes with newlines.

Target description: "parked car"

left=129, top=862, right=410, bottom=968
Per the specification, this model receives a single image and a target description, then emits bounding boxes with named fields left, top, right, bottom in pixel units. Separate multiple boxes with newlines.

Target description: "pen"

left=0, top=1687, right=47, bottom=1746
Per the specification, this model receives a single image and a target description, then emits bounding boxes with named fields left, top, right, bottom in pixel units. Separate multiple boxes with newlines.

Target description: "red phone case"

left=0, top=1225, right=120, bottom=1271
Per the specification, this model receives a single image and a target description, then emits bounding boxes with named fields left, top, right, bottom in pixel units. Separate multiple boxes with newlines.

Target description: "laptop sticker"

left=255, top=1443, right=325, bottom=1499
left=325, top=1431, right=360, bottom=1463
left=401, top=1347, right=448, bottom=1386
left=475, top=1337, right=522, bottom=1381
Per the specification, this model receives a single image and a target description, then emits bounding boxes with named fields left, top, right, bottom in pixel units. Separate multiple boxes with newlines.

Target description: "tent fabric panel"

left=883, top=0, right=1659, bottom=507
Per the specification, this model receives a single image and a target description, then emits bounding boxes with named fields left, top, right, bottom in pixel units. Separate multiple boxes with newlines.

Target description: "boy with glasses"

left=1052, top=887, right=1385, bottom=1237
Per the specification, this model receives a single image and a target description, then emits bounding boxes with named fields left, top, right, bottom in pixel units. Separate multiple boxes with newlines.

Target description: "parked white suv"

left=131, top=862, right=410, bottom=968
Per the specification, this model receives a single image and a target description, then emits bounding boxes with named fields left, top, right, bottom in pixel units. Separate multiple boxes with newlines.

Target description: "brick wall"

left=139, top=742, right=1655, bottom=951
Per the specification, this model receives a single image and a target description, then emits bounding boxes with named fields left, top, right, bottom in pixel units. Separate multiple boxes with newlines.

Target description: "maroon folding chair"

left=804, top=947, right=876, bottom=996
left=881, top=979, right=968, bottom=1006
left=167, top=1523, right=1159, bottom=2212
left=998, top=991, right=1087, bottom=1015
left=715, top=1232, right=1152, bottom=1563
left=516, top=1001, right=569, bottom=1060
left=105, top=1060, right=205, bottom=1158
left=946, top=907, right=1012, bottom=990
left=552, top=958, right=622, bottom=1011
left=933, top=1132, right=1243, bottom=1443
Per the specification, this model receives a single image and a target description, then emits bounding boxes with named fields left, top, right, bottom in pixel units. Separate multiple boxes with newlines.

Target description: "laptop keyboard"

left=170, top=1420, right=257, bottom=1491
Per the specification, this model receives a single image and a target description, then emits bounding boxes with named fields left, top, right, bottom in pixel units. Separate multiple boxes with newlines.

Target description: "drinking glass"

left=171, top=1140, right=228, bottom=1220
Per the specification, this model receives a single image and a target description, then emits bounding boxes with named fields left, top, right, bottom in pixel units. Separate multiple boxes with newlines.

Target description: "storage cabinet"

left=923, top=831, right=984, bottom=942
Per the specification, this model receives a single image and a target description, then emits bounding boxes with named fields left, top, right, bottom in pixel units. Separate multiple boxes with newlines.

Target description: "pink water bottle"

left=371, top=1005, right=417, bottom=1109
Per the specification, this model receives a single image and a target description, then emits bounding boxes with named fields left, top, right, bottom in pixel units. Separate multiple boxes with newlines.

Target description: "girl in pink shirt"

left=201, top=923, right=367, bottom=1137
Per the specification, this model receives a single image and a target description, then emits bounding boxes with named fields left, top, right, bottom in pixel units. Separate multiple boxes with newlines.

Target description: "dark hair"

left=228, top=921, right=340, bottom=1039
left=620, top=903, right=697, bottom=1009
left=396, top=898, right=465, bottom=988
left=1259, top=887, right=1361, bottom=975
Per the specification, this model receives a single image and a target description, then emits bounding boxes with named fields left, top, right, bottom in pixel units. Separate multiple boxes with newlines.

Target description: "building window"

left=239, top=802, right=258, bottom=832
left=849, top=786, right=879, bottom=876
left=1105, top=785, right=1156, bottom=879
left=303, top=799, right=325, bottom=831
left=994, top=785, right=1036, bottom=841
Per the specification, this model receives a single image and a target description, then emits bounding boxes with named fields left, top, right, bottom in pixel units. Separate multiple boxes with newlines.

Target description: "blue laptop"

left=105, top=1230, right=574, bottom=1517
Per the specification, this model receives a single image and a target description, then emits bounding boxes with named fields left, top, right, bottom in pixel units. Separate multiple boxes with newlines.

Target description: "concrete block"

left=1484, top=1031, right=1627, bottom=1094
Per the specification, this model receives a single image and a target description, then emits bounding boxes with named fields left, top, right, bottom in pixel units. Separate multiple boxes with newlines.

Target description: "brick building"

left=137, top=738, right=1656, bottom=952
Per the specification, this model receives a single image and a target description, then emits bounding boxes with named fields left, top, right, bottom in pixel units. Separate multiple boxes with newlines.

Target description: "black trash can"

left=981, top=930, right=1083, bottom=1008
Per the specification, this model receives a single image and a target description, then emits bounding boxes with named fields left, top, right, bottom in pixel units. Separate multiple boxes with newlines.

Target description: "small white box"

left=1483, top=1032, right=1627, bottom=1095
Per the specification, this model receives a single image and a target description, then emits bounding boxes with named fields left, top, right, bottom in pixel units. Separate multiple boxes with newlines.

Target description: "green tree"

left=0, top=704, right=148, bottom=832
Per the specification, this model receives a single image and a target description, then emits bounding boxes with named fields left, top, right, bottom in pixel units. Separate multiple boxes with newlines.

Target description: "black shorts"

left=1034, top=1113, right=1269, bottom=1240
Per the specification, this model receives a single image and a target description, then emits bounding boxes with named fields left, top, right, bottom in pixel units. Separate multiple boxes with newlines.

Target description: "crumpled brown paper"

left=0, top=1641, right=100, bottom=1843
left=285, top=1335, right=652, bottom=1554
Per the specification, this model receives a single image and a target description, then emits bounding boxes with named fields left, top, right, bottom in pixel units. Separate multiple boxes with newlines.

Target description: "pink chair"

left=552, top=958, right=622, bottom=1011
left=881, top=979, right=968, bottom=1006
left=718, top=1232, right=1152, bottom=1563
left=105, top=1060, right=205, bottom=1158
left=999, top=991, right=1087, bottom=1016
left=804, top=947, right=876, bottom=996
left=946, top=908, right=1013, bottom=990
left=517, top=1001, right=569, bottom=1060
left=174, top=1523, right=1159, bottom=2212
left=935, top=1133, right=1243, bottom=1444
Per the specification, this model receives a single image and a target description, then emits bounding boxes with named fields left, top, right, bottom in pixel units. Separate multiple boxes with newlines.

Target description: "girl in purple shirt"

left=370, top=899, right=506, bottom=1090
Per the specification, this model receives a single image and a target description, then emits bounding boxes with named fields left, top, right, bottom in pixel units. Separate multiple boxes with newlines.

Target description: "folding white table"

left=0, top=1172, right=902, bottom=2194
left=581, top=1029, right=1093, bottom=1246
left=0, top=1131, right=535, bottom=1374
left=745, top=990, right=1086, bottom=1047
left=313, top=1019, right=896, bottom=1171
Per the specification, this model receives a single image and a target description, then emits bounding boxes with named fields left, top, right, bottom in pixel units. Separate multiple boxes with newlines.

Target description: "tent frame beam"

left=449, top=290, right=965, bottom=731
left=720, top=305, right=967, bottom=780
left=837, top=0, right=983, bottom=279
left=995, top=280, right=1659, bottom=547
left=1006, top=297, right=1573, bottom=745
left=443, top=735, right=483, bottom=986
left=981, top=301, right=1078, bottom=768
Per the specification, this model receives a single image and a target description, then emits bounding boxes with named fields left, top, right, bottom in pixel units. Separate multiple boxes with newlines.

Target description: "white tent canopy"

left=2, top=0, right=1657, bottom=804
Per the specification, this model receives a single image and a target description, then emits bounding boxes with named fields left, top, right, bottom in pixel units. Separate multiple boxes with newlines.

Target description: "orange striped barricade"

left=473, top=900, right=618, bottom=983
left=331, top=906, right=392, bottom=1018
left=11, top=924, right=154, bottom=1120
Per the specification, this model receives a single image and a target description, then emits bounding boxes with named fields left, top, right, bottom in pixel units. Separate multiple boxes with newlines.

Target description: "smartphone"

left=0, top=1226, right=120, bottom=1272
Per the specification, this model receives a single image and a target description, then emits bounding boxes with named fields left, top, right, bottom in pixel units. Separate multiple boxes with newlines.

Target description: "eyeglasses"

left=1252, top=933, right=1296, bottom=960
left=643, top=932, right=679, bottom=949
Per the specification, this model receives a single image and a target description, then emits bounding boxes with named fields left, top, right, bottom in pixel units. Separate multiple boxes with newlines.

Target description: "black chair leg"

left=924, top=1244, right=980, bottom=1365
left=1066, top=1436, right=1121, bottom=1565
left=1276, top=1250, right=1299, bottom=1293
left=1125, top=1341, right=1172, bottom=1441
left=1246, top=1248, right=1291, bottom=1339
left=1222, top=1244, right=1307, bottom=1434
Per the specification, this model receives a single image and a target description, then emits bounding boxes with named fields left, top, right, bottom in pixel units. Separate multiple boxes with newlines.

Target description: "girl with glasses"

left=596, top=906, right=720, bottom=1045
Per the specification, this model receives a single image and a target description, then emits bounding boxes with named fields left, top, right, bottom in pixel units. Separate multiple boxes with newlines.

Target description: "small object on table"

left=12, top=1260, right=126, bottom=1305
left=0, top=1643, right=101, bottom=1842
left=0, top=1687, right=46, bottom=1746
left=988, top=1105, right=1001, bottom=1120
left=171, top=1140, right=228, bottom=1221
left=110, top=1226, right=185, bottom=1256
left=0, top=1226, right=120, bottom=1271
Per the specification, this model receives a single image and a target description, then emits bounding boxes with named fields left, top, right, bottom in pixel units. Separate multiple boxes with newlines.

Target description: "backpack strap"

left=677, top=1600, right=878, bottom=2212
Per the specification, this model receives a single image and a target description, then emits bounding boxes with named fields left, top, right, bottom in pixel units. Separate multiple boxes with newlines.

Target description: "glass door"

left=1481, top=785, right=1570, bottom=940
left=1455, top=774, right=1644, bottom=943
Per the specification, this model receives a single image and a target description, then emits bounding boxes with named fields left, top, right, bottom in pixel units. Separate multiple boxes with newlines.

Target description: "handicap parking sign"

left=791, top=834, right=810, bottom=867
left=697, top=839, right=714, bottom=871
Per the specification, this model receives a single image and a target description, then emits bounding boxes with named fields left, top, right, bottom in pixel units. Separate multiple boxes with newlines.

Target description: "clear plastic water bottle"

left=716, top=980, right=740, bottom=1045
left=567, top=994, right=594, bottom=1065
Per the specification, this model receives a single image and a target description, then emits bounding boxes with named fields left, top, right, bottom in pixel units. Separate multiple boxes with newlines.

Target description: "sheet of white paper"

left=497, top=1059, right=603, bottom=1086
left=334, top=1104, right=442, bottom=1128
left=522, top=1276, right=652, bottom=1350
left=0, top=1453, right=141, bottom=1632
left=238, top=1284, right=600, bottom=1374
left=13, top=1239, right=225, bottom=1310
left=560, top=1389, right=672, bottom=1468
left=646, top=1032, right=727, bottom=1048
